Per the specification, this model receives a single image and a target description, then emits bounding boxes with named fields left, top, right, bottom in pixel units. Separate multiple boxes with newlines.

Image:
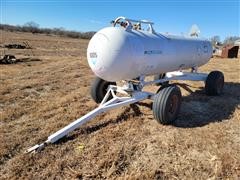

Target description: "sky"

left=1, top=0, right=239, bottom=41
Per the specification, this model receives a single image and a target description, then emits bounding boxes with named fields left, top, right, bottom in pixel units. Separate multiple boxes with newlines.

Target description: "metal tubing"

left=26, top=90, right=151, bottom=153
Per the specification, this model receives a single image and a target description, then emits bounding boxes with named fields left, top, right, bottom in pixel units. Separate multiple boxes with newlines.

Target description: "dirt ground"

left=0, top=30, right=239, bottom=179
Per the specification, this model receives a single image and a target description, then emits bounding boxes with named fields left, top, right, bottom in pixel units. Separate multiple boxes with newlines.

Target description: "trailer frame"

left=26, top=70, right=208, bottom=153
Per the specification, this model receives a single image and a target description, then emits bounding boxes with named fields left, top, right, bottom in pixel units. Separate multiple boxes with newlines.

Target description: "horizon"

left=1, top=0, right=239, bottom=41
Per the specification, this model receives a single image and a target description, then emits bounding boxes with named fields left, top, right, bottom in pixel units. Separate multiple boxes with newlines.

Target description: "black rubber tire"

left=156, top=83, right=172, bottom=94
left=153, top=85, right=182, bottom=125
left=154, top=73, right=169, bottom=86
left=91, top=77, right=116, bottom=104
left=205, top=71, right=224, bottom=96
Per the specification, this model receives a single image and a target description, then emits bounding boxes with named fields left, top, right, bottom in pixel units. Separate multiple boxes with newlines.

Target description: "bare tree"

left=23, top=21, right=40, bottom=33
left=223, top=36, right=240, bottom=45
left=24, top=21, right=39, bottom=28
left=210, top=36, right=221, bottom=47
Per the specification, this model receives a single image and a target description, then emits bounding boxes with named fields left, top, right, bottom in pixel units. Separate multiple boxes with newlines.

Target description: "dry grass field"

left=0, top=30, right=239, bottom=179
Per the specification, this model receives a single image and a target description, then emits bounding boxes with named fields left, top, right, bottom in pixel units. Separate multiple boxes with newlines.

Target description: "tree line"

left=1, top=21, right=239, bottom=45
left=210, top=35, right=239, bottom=47
left=0, top=21, right=95, bottom=39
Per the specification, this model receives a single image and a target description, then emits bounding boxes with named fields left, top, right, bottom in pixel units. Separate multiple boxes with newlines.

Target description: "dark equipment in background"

left=221, top=45, right=239, bottom=58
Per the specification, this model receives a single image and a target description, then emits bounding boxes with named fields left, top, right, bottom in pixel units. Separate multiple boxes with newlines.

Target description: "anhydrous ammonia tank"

left=87, top=18, right=212, bottom=82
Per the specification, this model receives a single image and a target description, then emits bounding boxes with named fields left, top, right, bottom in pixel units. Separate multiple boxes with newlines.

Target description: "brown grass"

left=0, top=30, right=240, bottom=179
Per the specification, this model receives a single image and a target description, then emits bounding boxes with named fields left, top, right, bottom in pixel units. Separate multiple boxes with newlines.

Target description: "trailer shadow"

left=60, top=82, right=239, bottom=143
left=83, top=82, right=240, bottom=132
left=134, top=82, right=239, bottom=128
left=172, top=82, right=240, bottom=128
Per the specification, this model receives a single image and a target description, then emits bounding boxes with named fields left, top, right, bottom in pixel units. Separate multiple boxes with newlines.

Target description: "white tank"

left=87, top=18, right=212, bottom=82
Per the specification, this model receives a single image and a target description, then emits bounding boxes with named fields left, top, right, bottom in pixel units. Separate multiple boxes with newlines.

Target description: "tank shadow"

left=172, top=82, right=240, bottom=128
